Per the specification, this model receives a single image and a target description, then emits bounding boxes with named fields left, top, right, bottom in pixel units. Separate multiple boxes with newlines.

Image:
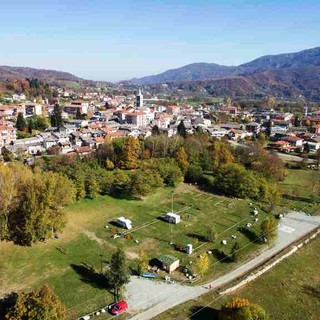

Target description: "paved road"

left=228, top=140, right=316, bottom=164
left=126, top=211, right=320, bottom=320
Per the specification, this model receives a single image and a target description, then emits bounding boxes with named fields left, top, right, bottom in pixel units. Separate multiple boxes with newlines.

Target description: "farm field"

left=0, top=184, right=268, bottom=319
left=152, top=236, right=320, bottom=320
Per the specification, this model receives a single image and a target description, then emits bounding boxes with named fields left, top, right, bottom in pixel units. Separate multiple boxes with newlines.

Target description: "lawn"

left=0, top=184, right=268, bottom=319
left=278, top=168, right=320, bottom=215
left=152, top=236, right=320, bottom=320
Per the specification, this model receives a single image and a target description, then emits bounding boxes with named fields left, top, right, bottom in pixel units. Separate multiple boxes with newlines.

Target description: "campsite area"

left=0, top=168, right=319, bottom=319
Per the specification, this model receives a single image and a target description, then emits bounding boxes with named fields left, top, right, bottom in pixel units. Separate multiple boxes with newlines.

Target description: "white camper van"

left=116, top=217, right=132, bottom=230
left=164, top=212, right=181, bottom=224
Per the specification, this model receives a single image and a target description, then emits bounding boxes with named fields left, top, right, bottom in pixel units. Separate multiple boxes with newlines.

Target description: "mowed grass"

left=278, top=169, right=320, bottom=215
left=152, top=236, right=320, bottom=320
left=0, top=184, right=268, bottom=318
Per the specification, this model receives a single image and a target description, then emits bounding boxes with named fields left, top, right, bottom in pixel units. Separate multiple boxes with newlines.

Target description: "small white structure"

left=116, top=216, right=132, bottom=229
left=253, top=209, right=259, bottom=216
left=222, top=240, right=227, bottom=245
left=186, top=244, right=193, bottom=255
left=164, top=212, right=181, bottom=224
left=231, top=234, right=237, bottom=239
left=246, top=223, right=252, bottom=228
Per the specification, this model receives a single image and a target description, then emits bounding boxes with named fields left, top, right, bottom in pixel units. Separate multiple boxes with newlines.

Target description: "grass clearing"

left=278, top=169, right=320, bottom=215
left=1, top=169, right=318, bottom=318
left=0, top=185, right=266, bottom=318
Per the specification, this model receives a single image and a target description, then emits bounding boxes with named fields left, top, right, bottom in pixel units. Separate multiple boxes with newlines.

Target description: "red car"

left=109, top=300, right=128, bottom=315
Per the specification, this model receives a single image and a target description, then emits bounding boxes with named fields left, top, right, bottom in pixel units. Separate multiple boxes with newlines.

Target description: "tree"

left=9, top=168, right=75, bottom=245
left=1, top=147, right=14, bottom=162
left=119, top=137, right=141, bottom=169
left=50, top=104, right=63, bottom=128
left=220, top=297, right=268, bottom=320
left=215, top=164, right=261, bottom=199
left=105, top=158, right=115, bottom=170
left=211, top=141, right=234, bottom=168
left=177, top=120, right=187, bottom=138
left=175, top=146, right=189, bottom=174
left=151, top=125, right=160, bottom=136
left=185, top=164, right=203, bottom=182
left=195, top=254, right=209, bottom=275
left=303, top=142, right=310, bottom=154
left=260, top=217, right=278, bottom=242
left=143, top=158, right=183, bottom=187
left=106, top=248, right=129, bottom=301
left=130, top=169, right=163, bottom=199
left=75, top=107, right=82, bottom=120
left=5, top=285, right=66, bottom=320
left=229, top=242, right=241, bottom=262
left=0, top=163, right=29, bottom=240
left=16, top=112, right=27, bottom=131
left=294, top=116, right=301, bottom=127
left=27, top=118, right=35, bottom=134
left=136, top=251, right=149, bottom=275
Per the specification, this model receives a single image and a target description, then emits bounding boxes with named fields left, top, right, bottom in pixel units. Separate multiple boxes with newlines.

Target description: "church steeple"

left=136, top=88, right=143, bottom=107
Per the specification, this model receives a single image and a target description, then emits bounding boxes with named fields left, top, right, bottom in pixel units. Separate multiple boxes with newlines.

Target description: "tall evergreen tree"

left=50, top=104, right=63, bottom=128
left=106, top=248, right=129, bottom=301
left=75, top=107, right=82, bottom=120
left=16, top=112, right=27, bottom=131
left=151, top=125, right=160, bottom=136
left=177, top=120, right=187, bottom=138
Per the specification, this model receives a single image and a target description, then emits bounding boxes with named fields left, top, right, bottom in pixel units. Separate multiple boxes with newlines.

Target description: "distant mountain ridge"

left=0, top=65, right=82, bottom=82
left=130, top=47, right=320, bottom=85
left=127, top=47, right=320, bottom=101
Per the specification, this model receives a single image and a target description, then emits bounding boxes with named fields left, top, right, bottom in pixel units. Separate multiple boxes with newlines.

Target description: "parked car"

left=109, top=300, right=128, bottom=315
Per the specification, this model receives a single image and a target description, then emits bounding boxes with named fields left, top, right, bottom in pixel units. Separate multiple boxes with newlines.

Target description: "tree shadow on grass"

left=189, top=305, right=219, bottom=320
left=70, top=263, right=108, bottom=290
left=238, top=227, right=261, bottom=243
left=187, top=233, right=208, bottom=242
left=302, top=285, right=320, bottom=298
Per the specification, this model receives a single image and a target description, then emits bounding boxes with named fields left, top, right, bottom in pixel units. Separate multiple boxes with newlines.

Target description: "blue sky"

left=0, top=0, right=319, bottom=81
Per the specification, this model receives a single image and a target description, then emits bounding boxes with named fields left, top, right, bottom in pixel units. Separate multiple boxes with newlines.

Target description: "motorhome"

left=163, top=212, right=181, bottom=224
left=116, top=217, right=132, bottom=229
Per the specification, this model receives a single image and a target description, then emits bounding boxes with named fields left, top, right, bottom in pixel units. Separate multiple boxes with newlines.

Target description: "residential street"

left=126, top=211, right=320, bottom=320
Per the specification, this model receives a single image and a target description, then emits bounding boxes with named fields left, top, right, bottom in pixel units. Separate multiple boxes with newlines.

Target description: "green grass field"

left=152, top=236, right=320, bottom=320
left=1, top=168, right=319, bottom=319
left=278, top=169, right=320, bottom=215
left=0, top=185, right=268, bottom=319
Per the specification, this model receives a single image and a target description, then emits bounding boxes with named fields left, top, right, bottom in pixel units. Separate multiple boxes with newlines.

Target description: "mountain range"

left=1, top=47, right=320, bottom=100
left=129, top=47, right=320, bottom=101
left=0, top=66, right=82, bottom=83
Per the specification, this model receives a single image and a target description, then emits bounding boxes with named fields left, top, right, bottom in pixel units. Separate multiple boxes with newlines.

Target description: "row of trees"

left=36, top=132, right=283, bottom=205
left=0, top=163, right=75, bottom=245
left=38, top=157, right=183, bottom=200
